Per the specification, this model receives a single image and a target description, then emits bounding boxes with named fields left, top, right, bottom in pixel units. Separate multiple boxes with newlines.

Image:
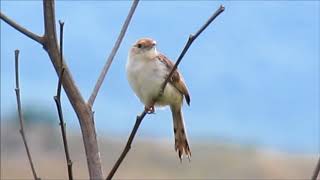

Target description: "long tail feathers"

left=171, top=105, right=191, bottom=162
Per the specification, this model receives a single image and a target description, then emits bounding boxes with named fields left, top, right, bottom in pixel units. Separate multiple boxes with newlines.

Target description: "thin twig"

left=14, top=50, right=41, bottom=180
left=106, top=5, right=225, bottom=180
left=312, top=156, right=320, bottom=180
left=42, top=1, right=103, bottom=178
left=160, top=5, right=225, bottom=94
left=106, top=111, right=147, bottom=180
left=87, top=0, right=139, bottom=108
left=53, top=21, right=73, bottom=180
left=0, top=12, right=43, bottom=44
left=2, top=1, right=103, bottom=179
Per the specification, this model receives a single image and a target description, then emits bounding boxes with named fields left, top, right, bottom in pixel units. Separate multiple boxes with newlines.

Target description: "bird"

left=126, top=37, right=191, bottom=161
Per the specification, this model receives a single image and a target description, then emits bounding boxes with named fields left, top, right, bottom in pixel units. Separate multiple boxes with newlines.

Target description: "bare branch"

left=42, top=1, right=103, bottom=178
left=87, top=0, right=139, bottom=108
left=53, top=21, right=73, bottom=180
left=312, top=156, right=320, bottom=180
left=14, top=50, right=41, bottom=180
left=106, top=5, right=225, bottom=180
left=160, top=5, right=225, bottom=93
left=57, top=20, right=65, bottom=97
left=0, top=12, right=44, bottom=44
left=106, top=111, right=146, bottom=180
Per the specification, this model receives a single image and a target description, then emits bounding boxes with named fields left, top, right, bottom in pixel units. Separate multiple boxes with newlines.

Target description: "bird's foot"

left=145, top=105, right=155, bottom=114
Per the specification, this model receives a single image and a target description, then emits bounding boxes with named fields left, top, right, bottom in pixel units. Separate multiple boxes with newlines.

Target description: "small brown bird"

left=126, top=38, right=191, bottom=160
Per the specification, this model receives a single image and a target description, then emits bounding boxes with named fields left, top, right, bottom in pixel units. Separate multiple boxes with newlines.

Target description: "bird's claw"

left=145, top=106, right=155, bottom=114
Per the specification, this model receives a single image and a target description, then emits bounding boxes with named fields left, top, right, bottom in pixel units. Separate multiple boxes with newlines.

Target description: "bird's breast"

left=126, top=59, right=167, bottom=105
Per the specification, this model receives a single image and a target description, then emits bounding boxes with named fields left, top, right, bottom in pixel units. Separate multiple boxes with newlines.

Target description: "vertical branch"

left=106, top=5, right=225, bottom=180
left=14, top=50, right=40, bottom=180
left=53, top=21, right=73, bottom=180
left=87, top=0, right=139, bottom=108
left=312, top=156, right=320, bottom=180
left=42, top=1, right=103, bottom=178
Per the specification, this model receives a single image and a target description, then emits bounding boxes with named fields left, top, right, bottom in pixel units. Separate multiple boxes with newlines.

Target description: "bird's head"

left=130, top=38, right=157, bottom=59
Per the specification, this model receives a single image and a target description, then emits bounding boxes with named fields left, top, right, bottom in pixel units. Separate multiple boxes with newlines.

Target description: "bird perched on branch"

left=126, top=38, right=191, bottom=161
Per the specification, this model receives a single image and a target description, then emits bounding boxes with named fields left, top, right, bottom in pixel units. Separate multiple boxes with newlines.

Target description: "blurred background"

left=1, top=1, right=319, bottom=179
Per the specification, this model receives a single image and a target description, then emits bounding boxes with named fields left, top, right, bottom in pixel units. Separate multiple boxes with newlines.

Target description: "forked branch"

left=42, top=1, right=103, bottom=178
left=106, top=5, right=225, bottom=180
left=2, top=0, right=141, bottom=179
left=53, top=21, right=73, bottom=180
left=88, top=0, right=140, bottom=108
left=0, top=12, right=43, bottom=44
left=14, top=50, right=41, bottom=180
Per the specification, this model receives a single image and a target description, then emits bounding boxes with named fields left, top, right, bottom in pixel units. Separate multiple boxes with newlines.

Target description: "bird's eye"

left=137, top=43, right=142, bottom=48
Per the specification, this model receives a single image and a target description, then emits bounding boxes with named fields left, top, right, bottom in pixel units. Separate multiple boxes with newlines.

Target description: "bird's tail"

left=170, top=105, right=191, bottom=161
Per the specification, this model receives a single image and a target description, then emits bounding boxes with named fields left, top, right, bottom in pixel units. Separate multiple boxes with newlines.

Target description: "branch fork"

left=1, top=0, right=140, bottom=179
left=3, top=2, right=232, bottom=180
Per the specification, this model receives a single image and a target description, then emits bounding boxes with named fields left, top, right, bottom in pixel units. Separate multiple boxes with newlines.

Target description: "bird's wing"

left=156, top=54, right=191, bottom=105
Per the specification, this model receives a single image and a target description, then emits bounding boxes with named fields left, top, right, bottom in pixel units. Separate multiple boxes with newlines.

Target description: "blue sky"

left=1, top=1, right=319, bottom=154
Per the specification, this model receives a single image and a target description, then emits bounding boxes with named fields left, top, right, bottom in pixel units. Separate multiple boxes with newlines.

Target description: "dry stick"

left=106, top=111, right=146, bottom=180
left=312, top=156, right=320, bottom=180
left=2, top=1, right=103, bottom=178
left=53, top=21, right=73, bottom=180
left=0, top=12, right=43, bottom=44
left=14, top=50, right=41, bottom=180
left=42, top=1, right=103, bottom=178
left=87, top=0, right=139, bottom=108
left=106, top=5, right=225, bottom=180
left=160, top=5, right=225, bottom=94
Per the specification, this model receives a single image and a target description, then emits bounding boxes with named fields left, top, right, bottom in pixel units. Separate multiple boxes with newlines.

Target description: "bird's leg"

left=144, top=105, right=155, bottom=114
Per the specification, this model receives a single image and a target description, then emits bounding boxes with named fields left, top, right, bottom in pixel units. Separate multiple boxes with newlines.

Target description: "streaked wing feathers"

left=156, top=54, right=191, bottom=105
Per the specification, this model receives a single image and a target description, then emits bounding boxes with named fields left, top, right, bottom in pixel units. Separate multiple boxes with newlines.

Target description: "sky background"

left=1, top=1, right=319, bottom=154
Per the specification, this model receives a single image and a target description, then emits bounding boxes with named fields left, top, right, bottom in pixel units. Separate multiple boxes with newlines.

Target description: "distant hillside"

left=1, top=123, right=317, bottom=179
